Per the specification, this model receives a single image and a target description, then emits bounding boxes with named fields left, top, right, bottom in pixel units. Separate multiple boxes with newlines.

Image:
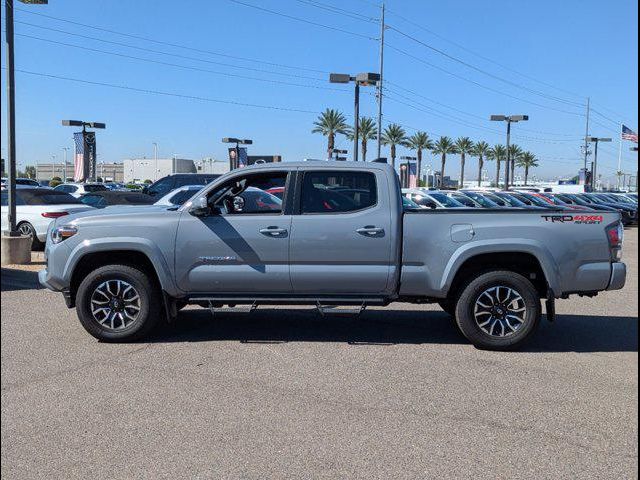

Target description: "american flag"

left=408, top=162, right=418, bottom=188
left=73, top=132, right=85, bottom=182
left=622, top=125, right=638, bottom=143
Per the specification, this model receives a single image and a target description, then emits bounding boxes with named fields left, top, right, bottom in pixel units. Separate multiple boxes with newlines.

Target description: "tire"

left=76, top=264, right=163, bottom=342
left=455, top=270, right=541, bottom=351
left=17, top=221, right=42, bottom=250
left=437, top=299, right=456, bottom=317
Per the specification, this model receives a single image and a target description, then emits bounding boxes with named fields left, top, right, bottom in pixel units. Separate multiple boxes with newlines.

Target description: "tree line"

left=312, top=108, right=540, bottom=187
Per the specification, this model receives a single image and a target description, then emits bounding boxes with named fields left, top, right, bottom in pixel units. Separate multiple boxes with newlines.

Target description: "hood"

left=61, top=204, right=176, bottom=224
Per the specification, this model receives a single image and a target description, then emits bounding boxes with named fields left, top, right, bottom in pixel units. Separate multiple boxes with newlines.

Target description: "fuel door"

left=450, top=223, right=475, bottom=243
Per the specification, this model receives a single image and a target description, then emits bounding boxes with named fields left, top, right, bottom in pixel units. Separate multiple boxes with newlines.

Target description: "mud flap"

left=545, top=290, right=556, bottom=323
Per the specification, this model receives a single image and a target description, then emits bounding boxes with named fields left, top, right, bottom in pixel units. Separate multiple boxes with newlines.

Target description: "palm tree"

left=347, top=117, right=377, bottom=162
left=455, top=137, right=474, bottom=188
left=488, top=145, right=506, bottom=188
left=516, top=151, right=539, bottom=185
left=381, top=123, right=408, bottom=168
left=406, top=131, right=433, bottom=186
left=508, top=144, right=523, bottom=186
left=312, top=109, right=350, bottom=159
left=472, top=141, right=490, bottom=187
left=431, top=136, right=458, bottom=188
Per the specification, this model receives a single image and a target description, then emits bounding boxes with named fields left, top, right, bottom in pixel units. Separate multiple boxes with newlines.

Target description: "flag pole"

left=617, top=123, right=623, bottom=190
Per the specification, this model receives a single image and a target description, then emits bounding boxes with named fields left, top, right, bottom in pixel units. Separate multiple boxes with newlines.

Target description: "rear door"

left=289, top=169, right=394, bottom=295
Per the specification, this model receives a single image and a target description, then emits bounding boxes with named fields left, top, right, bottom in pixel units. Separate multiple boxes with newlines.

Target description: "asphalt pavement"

left=1, top=230, right=637, bottom=479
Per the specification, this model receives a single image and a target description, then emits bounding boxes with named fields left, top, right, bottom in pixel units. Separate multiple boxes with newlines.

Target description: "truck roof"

left=239, top=161, right=395, bottom=173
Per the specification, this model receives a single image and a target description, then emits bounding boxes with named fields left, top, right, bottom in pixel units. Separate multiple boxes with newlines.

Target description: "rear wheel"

left=76, top=264, right=163, bottom=342
left=17, top=221, right=42, bottom=250
left=455, top=270, right=541, bottom=351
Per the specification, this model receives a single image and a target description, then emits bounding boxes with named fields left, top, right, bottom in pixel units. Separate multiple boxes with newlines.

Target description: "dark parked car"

left=80, top=191, right=156, bottom=209
left=142, top=174, right=222, bottom=199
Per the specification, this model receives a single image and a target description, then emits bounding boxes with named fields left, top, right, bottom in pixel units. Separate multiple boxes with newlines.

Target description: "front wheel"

left=455, top=271, right=541, bottom=351
left=76, top=264, right=163, bottom=342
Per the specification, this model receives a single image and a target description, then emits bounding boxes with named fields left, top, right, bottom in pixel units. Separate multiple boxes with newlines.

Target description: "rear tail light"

left=605, top=222, right=624, bottom=261
left=42, top=211, right=69, bottom=218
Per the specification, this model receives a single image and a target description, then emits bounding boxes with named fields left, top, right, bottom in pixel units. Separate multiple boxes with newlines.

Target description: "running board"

left=208, top=301, right=258, bottom=316
left=189, top=296, right=388, bottom=306
left=316, top=302, right=367, bottom=317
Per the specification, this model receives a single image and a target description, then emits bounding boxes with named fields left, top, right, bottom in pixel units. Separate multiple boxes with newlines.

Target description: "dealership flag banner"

left=73, top=132, right=85, bottom=182
left=73, top=131, right=97, bottom=182
left=622, top=125, right=638, bottom=143
left=408, top=162, right=418, bottom=188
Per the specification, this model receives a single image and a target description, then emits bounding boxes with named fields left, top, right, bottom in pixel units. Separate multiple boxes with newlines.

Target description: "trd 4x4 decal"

left=542, top=215, right=604, bottom=225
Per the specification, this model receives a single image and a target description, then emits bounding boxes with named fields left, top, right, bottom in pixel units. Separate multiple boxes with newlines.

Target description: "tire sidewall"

left=76, top=265, right=159, bottom=342
left=455, top=271, right=541, bottom=351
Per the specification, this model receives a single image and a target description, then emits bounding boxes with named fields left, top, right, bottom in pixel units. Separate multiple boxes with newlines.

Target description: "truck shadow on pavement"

left=150, top=308, right=638, bottom=353
left=0, top=269, right=41, bottom=292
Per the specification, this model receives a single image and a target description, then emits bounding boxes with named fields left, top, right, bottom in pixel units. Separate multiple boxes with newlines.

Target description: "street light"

left=61, top=120, right=106, bottom=182
left=3, top=0, right=48, bottom=239
left=490, top=114, right=529, bottom=190
left=330, top=72, right=380, bottom=162
left=62, top=147, right=69, bottom=182
left=587, top=137, right=612, bottom=190
left=152, top=142, right=159, bottom=180
left=222, top=137, right=253, bottom=170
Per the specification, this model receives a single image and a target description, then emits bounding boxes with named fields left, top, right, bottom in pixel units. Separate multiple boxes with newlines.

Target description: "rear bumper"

left=606, top=262, right=627, bottom=291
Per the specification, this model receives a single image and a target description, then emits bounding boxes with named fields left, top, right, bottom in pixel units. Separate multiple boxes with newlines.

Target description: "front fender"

left=440, top=238, right=561, bottom=295
left=63, top=237, right=181, bottom=296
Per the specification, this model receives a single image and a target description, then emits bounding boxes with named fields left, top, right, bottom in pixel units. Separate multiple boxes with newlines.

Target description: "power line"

left=386, top=25, right=585, bottom=109
left=226, top=0, right=377, bottom=40
left=385, top=8, right=587, bottom=102
left=387, top=43, right=586, bottom=117
left=11, top=68, right=323, bottom=114
left=14, top=7, right=331, bottom=74
left=14, top=21, right=329, bottom=82
left=13, top=31, right=349, bottom=93
left=292, top=0, right=378, bottom=23
left=386, top=80, right=583, bottom=138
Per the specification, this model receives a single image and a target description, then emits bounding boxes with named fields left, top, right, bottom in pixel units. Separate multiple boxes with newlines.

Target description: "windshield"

left=460, top=192, right=500, bottom=208
left=427, top=193, right=464, bottom=207
left=84, top=184, right=108, bottom=193
left=14, top=189, right=82, bottom=205
left=451, top=194, right=478, bottom=207
left=515, top=193, right=550, bottom=207
left=494, top=193, right=527, bottom=207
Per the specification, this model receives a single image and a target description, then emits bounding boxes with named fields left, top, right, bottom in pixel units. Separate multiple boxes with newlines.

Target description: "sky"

left=1, top=0, right=638, bottom=184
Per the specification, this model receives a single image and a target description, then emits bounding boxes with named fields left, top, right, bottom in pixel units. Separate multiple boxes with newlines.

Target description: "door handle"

left=356, top=226, right=385, bottom=237
left=260, top=227, right=288, bottom=237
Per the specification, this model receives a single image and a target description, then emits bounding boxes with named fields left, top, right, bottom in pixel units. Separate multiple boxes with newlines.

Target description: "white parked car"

left=154, top=185, right=203, bottom=206
left=1, top=188, right=94, bottom=249
left=53, top=183, right=108, bottom=198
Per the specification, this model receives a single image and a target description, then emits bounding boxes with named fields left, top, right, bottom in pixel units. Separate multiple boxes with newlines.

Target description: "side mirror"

left=189, top=197, right=211, bottom=217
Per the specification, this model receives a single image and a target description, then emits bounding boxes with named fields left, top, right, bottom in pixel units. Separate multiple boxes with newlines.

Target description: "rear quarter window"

left=301, top=171, right=377, bottom=214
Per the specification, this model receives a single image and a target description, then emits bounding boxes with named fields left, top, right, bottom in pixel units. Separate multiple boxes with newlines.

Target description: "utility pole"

left=583, top=97, right=590, bottom=171
left=5, top=0, right=18, bottom=235
left=376, top=2, right=385, bottom=160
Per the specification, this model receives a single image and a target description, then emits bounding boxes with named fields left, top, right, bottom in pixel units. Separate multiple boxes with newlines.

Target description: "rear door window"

left=300, top=171, right=377, bottom=214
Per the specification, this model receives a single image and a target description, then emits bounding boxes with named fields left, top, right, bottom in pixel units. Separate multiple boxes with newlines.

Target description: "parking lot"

left=1, top=230, right=637, bottom=479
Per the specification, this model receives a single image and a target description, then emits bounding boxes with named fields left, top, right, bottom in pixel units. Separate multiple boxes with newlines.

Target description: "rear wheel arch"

left=446, top=251, right=550, bottom=303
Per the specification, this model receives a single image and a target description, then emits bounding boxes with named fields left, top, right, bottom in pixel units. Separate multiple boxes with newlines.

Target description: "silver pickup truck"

left=39, top=162, right=627, bottom=350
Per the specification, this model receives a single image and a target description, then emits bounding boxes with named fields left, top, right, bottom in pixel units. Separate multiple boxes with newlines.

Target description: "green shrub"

left=144, top=179, right=153, bottom=184
left=49, top=179, right=62, bottom=188
left=51, top=176, right=62, bottom=182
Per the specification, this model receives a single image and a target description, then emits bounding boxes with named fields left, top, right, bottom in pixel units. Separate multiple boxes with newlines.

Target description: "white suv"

left=53, top=183, right=108, bottom=198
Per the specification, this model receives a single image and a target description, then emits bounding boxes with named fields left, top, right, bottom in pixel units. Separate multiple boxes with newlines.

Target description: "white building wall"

left=123, top=158, right=196, bottom=183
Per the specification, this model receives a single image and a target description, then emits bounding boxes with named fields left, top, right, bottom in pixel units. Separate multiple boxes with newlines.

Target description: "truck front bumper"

left=606, top=262, right=627, bottom=291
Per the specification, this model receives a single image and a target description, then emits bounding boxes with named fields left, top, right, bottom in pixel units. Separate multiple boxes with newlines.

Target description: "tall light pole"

left=50, top=154, right=56, bottom=180
left=152, top=142, right=159, bottom=180
left=587, top=137, right=612, bottom=191
left=490, top=115, right=529, bottom=190
left=4, top=0, right=48, bottom=237
left=330, top=73, right=380, bottom=162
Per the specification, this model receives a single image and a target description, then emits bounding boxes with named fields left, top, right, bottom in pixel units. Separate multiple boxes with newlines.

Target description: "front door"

left=175, top=171, right=292, bottom=294
left=289, top=169, right=394, bottom=295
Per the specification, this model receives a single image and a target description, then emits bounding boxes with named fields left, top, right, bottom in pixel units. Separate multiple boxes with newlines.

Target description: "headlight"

left=51, top=225, right=78, bottom=244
